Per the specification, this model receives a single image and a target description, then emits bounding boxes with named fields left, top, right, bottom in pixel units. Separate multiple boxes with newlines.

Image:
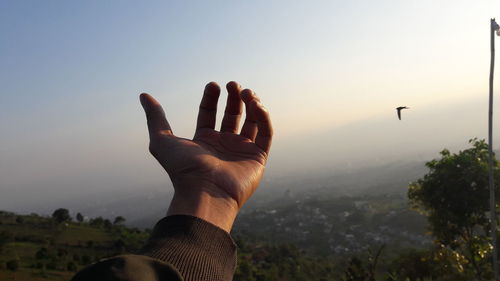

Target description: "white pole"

left=489, top=17, right=499, bottom=281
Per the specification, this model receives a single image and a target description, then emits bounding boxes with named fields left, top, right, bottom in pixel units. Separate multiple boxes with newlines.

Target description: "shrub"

left=57, top=248, right=68, bottom=257
left=6, top=259, right=19, bottom=271
left=52, top=208, right=71, bottom=224
left=81, top=255, right=91, bottom=265
left=86, top=240, right=94, bottom=248
left=46, top=260, right=58, bottom=270
left=35, top=247, right=49, bottom=260
left=76, top=212, right=84, bottom=223
left=113, top=216, right=126, bottom=225
left=67, top=261, right=77, bottom=271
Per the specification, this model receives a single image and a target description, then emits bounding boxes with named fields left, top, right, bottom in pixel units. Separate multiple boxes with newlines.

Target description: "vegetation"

left=1, top=139, right=499, bottom=280
left=51, top=209, right=71, bottom=224
left=76, top=213, right=84, bottom=223
left=0, top=210, right=148, bottom=281
left=113, top=216, right=126, bottom=225
left=409, top=139, right=500, bottom=280
left=5, top=259, right=19, bottom=271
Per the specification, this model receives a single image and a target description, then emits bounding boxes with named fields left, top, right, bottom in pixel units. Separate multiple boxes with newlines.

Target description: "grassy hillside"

left=0, top=210, right=344, bottom=281
left=0, top=206, right=473, bottom=281
left=0, top=210, right=148, bottom=281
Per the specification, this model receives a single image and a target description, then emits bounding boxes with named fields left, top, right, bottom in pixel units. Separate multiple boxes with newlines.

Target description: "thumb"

left=140, top=93, right=173, bottom=137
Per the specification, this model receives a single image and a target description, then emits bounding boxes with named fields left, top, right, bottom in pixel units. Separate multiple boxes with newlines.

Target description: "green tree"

left=15, top=216, right=24, bottom=224
left=113, top=216, right=126, bottom=225
left=114, top=239, right=126, bottom=252
left=90, top=216, right=104, bottom=227
left=389, top=248, right=468, bottom=281
left=35, top=247, right=49, bottom=260
left=57, top=248, right=68, bottom=257
left=408, top=139, right=500, bottom=280
left=81, top=255, right=92, bottom=265
left=67, top=261, right=77, bottom=271
left=103, top=219, right=112, bottom=229
left=46, top=260, right=58, bottom=270
left=52, top=208, right=71, bottom=224
left=6, top=260, right=19, bottom=271
left=76, top=212, right=84, bottom=223
left=234, top=259, right=257, bottom=281
left=0, top=230, right=13, bottom=252
left=86, top=240, right=94, bottom=248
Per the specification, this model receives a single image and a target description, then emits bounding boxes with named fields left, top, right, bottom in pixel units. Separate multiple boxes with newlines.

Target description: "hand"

left=140, top=81, right=273, bottom=232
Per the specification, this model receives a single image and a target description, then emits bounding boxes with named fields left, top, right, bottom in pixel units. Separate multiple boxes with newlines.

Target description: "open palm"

left=140, top=82, right=273, bottom=211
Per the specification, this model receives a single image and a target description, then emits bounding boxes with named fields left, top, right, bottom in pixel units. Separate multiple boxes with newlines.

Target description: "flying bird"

left=396, top=106, right=409, bottom=120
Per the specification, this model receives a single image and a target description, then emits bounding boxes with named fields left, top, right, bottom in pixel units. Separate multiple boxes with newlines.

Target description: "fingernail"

left=228, top=81, right=240, bottom=89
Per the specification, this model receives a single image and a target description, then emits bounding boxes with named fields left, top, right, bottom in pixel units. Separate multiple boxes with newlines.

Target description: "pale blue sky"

left=1, top=0, right=500, bottom=210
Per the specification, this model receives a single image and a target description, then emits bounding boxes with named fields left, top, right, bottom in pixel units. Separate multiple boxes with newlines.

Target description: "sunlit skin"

left=140, top=81, right=273, bottom=232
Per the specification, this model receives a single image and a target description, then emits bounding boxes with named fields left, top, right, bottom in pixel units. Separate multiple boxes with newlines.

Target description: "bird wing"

left=397, top=109, right=401, bottom=120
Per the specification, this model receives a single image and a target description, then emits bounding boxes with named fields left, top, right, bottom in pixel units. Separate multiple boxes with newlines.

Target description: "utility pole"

left=489, top=17, right=500, bottom=281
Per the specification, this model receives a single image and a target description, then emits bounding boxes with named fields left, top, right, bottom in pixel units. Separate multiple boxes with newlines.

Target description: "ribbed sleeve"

left=140, top=215, right=237, bottom=281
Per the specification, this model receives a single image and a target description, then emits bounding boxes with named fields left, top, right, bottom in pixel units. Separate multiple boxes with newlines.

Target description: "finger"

left=140, top=93, right=172, bottom=138
left=220, top=81, right=243, bottom=133
left=240, top=89, right=260, bottom=141
left=196, top=82, right=220, bottom=132
left=254, top=101, right=273, bottom=155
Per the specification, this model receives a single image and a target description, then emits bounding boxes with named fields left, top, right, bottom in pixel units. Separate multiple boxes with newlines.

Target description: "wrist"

left=166, top=189, right=239, bottom=233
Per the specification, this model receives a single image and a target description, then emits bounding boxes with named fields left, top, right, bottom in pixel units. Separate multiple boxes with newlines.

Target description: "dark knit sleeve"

left=71, top=215, right=237, bottom=281
left=71, top=254, right=184, bottom=281
left=139, top=215, right=238, bottom=281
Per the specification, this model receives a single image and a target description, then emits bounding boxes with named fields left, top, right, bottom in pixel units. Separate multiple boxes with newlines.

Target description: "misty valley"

left=2, top=141, right=497, bottom=281
left=0, top=192, right=431, bottom=281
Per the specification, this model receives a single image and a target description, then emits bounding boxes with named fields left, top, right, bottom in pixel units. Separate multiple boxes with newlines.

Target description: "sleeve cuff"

left=139, top=215, right=237, bottom=281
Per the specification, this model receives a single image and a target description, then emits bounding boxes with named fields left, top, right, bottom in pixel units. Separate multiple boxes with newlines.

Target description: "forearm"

left=166, top=189, right=239, bottom=233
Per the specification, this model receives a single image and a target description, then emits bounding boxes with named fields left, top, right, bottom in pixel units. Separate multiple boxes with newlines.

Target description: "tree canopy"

left=52, top=208, right=71, bottom=224
left=113, top=216, right=126, bottom=225
left=408, top=139, right=500, bottom=279
left=76, top=212, right=84, bottom=223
